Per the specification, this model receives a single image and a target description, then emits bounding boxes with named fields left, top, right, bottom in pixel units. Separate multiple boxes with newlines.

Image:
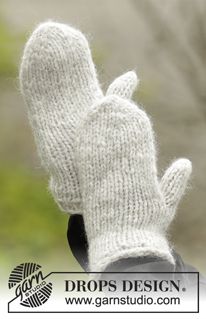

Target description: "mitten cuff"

left=89, top=229, right=174, bottom=272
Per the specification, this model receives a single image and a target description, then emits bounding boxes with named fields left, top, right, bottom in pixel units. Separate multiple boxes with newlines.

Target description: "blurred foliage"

left=91, top=45, right=106, bottom=73
left=0, top=19, right=16, bottom=77
left=0, top=17, right=25, bottom=78
left=0, top=165, right=69, bottom=264
left=0, top=16, right=86, bottom=269
left=0, top=16, right=70, bottom=268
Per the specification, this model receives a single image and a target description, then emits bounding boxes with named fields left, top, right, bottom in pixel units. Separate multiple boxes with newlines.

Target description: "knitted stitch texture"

left=19, top=22, right=138, bottom=213
left=76, top=95, right=192, bottom=272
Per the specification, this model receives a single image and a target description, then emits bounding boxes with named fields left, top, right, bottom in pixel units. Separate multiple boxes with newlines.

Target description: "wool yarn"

left=20, top=21, right=137, bottom=213
left=76, top=95, right=192, bottom=271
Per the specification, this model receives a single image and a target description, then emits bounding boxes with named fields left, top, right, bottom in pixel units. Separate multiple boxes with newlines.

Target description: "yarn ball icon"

left=8, top=262, right=52, bottom=307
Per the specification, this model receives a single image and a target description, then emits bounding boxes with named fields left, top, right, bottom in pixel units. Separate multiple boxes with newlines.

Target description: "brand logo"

left=8, top=262, right=52, bottom=308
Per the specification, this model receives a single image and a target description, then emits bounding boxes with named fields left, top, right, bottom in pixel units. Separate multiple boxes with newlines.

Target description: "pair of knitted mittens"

left=20, top=22, right=192, bottom=272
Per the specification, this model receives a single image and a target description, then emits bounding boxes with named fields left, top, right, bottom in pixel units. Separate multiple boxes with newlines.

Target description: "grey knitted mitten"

left=20, top=22, right=137, bottom=213
left=76, top=95, right=192, bottom=272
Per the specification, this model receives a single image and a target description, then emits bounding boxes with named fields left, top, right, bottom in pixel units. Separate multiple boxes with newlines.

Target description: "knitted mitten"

left=76, top=95, right=192, bottom=272
left=20, top=21, right=138, bottom=213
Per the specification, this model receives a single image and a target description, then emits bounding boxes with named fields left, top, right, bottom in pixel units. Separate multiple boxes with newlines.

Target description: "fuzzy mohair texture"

left=20, top=21, right=192, bottom=272
left=20, top=21, right=138, bottom=214
left=76, top=95, right=192, bottom=272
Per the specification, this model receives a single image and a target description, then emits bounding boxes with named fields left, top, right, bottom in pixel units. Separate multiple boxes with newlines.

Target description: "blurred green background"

left=0, top=0, right=206, bottom=275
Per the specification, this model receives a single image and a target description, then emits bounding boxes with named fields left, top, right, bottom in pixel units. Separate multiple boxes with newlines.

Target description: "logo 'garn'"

left=8, top=263, right=52, bottom=308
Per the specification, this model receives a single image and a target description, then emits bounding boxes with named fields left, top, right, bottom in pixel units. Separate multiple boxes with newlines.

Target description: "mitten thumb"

left=160, top=158, right=192, bottom=216
left=106, top=71, right=139, bottom=99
